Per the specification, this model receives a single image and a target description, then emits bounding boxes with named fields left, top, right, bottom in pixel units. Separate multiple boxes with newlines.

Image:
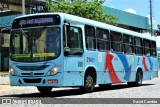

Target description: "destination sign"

left=19, top=17, right=54, bottom=26
left=12, top=15, right=60, bottom=28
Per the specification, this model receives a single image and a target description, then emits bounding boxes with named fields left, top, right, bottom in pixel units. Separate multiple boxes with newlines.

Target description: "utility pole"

left=22, top=0, right=25, bottom=15
left=150, top=0, right=153, bottom=36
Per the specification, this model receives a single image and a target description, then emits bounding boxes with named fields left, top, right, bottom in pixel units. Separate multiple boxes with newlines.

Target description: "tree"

left=158, top=24, right=160, bottom=30
left=46, top=0, right=118, bottom=25
left=157, top=24, right=160, bottom=36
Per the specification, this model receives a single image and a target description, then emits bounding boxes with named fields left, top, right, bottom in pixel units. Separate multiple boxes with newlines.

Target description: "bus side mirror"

left=0, top=35, right=4, bottom=46
left=64, top=47, right=71, bottom=56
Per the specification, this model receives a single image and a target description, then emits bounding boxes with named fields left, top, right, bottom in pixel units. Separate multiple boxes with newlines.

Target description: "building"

left=0, top=0, right=150, bottom=72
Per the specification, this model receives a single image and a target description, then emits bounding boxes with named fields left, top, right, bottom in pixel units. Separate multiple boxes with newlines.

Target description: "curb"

left=0, top=72, right=8, bottom=77
left=0, top=74, right=8, bottom=77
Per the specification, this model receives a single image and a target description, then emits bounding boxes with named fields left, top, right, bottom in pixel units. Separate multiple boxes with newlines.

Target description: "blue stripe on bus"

left=147, top=57, right=152, bottom=71
left=116, top=54, right=131, bottom=81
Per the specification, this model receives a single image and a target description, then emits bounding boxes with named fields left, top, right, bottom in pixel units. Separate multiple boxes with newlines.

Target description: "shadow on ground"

left=0, top=83, right=154, bottom=98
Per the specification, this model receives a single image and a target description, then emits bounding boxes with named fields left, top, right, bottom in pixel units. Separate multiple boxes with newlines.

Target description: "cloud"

left=124, top=8, right=137, bottom=14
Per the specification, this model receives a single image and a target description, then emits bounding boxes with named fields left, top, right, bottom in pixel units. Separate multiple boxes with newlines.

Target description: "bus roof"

left=14, top=12, right=156, bottom=41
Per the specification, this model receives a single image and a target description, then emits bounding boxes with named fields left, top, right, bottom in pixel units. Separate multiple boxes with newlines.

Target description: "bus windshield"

left=10, top=27, right=60, bottom=62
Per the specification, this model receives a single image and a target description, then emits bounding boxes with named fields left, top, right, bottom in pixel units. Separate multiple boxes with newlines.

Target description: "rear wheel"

left=135, top=70, right=143, bottom=86
left=37, top=87, right=52, bottom=94
left=128, top=70, right=143, bottom=86
left=81, top=71, right=95, bottom=93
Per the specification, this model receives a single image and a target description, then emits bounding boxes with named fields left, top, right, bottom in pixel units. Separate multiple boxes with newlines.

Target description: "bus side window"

left=143, top=39, right=151, bottom=56
left=64, top=26, right=83, bottom=56
left=134, top=37, right=143, bottom=55
left=110, top=31, right=122, bottom=52
left=96, top=28, right=109, bottom=51
left=85, top=25, right=96, bottom=50
left=151, top=41, right=157, bottom=56
left=123, top=34, right=134, bottom=54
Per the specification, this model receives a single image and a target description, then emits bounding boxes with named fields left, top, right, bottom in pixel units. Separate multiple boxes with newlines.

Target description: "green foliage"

left=158, top=24, right=160, bottom=30
left=46, top=0, right=118, bottom=25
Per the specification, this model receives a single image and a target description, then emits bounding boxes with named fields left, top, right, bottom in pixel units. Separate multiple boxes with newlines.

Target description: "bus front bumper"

left=9, top=73, right=63, bottom=87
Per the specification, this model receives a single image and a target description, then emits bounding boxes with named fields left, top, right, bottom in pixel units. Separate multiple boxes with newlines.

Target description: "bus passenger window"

left=64, top=26, right=83, bottom=56
left=85, top=25, right=96, bottom=50
left=151, top=41, right=157, bottom=56
left=143, top=39, right=151, bottom=56
left=134, top=37, right=143, bottom=55
left=123, top=34, right=134, bottom=54
left=96, top=28, right=109, bottom=51
left=110, top=31, right=122, bottom=52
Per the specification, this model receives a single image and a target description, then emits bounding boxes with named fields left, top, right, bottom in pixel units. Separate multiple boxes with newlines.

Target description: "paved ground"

left=0, top=77, right=159, bottom=97
left=0, top=72, right=160, bottom=107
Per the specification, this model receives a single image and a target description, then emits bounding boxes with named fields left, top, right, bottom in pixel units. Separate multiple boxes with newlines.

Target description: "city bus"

left=9, top=13, right=158, bottom=93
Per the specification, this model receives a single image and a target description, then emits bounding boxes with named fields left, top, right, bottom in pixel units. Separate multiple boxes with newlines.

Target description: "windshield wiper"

left=19, top=28, right=28, bottom=39
left=32, top=26, right=47, bottom=40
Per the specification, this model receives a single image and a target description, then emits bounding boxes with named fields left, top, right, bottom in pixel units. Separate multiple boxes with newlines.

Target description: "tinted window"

left=85, top=25, right=96, bottom=50
left=151, top=41, right=157, bottom=56
left=134, top=37, right=143, bottom=55
left=123, top=34, right=134, bottom=54
left=143, top=39, right=151, bottom=56
left=96, top=28, right=110, bottom=51
left=110, top=31, right=123, bottom=52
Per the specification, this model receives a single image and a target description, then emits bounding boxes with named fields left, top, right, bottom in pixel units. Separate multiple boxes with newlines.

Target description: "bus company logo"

left=87, top=57, right=95, bottom=62
left=30, top=72, right=33, bottom=76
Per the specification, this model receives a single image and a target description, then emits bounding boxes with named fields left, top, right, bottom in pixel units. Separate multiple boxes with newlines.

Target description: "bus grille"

left=21, top=73, right=44, bottom=76
left=17, top=65, right=49, bottom=71
left=23, top=78, right=41, bottom=83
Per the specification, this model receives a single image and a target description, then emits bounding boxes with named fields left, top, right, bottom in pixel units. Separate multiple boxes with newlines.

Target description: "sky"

left=103, top=0, right=160, bottom=47
left=103, top=0, right=160, bottom=29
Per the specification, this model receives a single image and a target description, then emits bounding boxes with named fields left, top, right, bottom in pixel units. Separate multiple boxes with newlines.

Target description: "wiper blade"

left=19, top=28, right=27, bottom=38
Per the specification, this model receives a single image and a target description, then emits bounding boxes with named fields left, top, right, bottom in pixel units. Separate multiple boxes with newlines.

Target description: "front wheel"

left=81, top=71, right=95, bottom=93
left=37, top=87, right=52, bottom=94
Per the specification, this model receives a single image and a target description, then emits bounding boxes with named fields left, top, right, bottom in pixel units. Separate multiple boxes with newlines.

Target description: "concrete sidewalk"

left=0, top=77, right=9, bottom=85
left=0, top=71, right=9, bottom=85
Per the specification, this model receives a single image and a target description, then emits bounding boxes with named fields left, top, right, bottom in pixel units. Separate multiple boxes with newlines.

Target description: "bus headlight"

left=9, top=67, right=19, bottom=76
left=46, top=65, right=61, bottom=76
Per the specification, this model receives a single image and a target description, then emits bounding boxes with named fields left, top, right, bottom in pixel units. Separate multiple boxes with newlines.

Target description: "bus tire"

left=37, top=87, right=52, bottom=94
left=82, top=71, right=95, bottom=93
left=135, top=70, right=143, bottom=86
left=128, top=69, right=143, bottom=86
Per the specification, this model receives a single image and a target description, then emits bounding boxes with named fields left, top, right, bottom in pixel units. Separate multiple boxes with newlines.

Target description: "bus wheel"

left=37, top=87, right=52, bottom=94
left=83, top=71, right=95, bottom=93
left=128, top=70, right=142, bottom=86
left=135, top=70, right=143, bottom=86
